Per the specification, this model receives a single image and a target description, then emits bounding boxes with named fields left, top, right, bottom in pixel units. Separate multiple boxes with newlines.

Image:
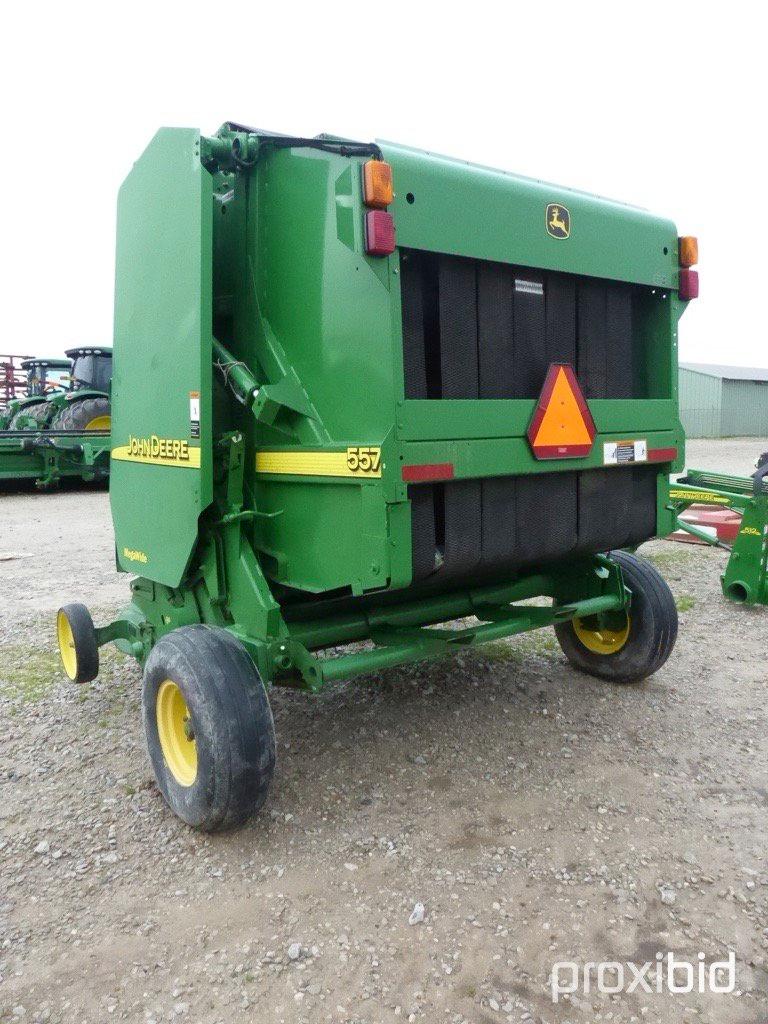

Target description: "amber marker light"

left=678, top=236, right=698, bottom=268
left=362, top=160, right=394, bottom=208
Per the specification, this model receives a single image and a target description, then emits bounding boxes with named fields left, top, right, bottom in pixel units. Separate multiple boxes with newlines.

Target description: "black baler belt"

left=438, top=256, right=478, bottom=399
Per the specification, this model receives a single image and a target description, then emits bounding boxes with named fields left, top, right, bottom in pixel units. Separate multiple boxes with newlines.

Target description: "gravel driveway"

left=1, top=439, right=766, bottom=1024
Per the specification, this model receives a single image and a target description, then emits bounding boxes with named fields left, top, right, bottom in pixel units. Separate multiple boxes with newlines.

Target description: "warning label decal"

left=189, top=391, right=200, bottom=440
left=603, top=439, right=648, bottom=466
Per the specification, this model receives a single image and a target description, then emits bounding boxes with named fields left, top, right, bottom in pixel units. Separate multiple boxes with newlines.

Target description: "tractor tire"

left=8, top=400, right=54, bottom=430
left=50, top=395, right=111, bottom=432
left=57, top=603, right=99, bottom=684
left=142, top=625, right=276, bottom=832
left=554, top=551, right=678, bottom=685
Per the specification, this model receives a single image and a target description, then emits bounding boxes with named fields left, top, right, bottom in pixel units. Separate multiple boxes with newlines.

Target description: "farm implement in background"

left=0, top=348, right=111, bottom=489
left=669, top=465, right=768, bottom=606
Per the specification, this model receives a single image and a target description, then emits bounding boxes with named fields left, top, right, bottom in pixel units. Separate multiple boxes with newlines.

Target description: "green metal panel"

left=110, top=128, right=213, bottom=587
left=678, top=368, right=722, bottom=438
left=216, top=146, right=402, bottom=596
left=720, top=379, right=768, bottom=437
left=382, top=141, right=678, bottom=289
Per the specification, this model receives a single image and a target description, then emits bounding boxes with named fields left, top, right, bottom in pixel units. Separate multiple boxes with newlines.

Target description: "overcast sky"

left=2, top=2, right=762, bottom=367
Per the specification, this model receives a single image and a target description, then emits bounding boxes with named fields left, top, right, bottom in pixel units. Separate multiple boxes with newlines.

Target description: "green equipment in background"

left=670, top=467, right=768, bottom=606
left=58, top=123, right=695, bottom=830
left=0, top=357, right=70, bottom=429
left=0, top=346, right=112, bottom=488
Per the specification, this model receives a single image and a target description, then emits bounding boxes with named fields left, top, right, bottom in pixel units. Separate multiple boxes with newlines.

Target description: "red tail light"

left=365, top=210, right=395, bottom=256
left=679, top=268, right=699, bottom=300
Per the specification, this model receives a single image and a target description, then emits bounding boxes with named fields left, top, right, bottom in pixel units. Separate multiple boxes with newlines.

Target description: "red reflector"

left=648, top=446, right=678, bottom=463
left=679, top=268, right=699, bottom=300
left=365, top=210, right=395, bottom=256
left=401, top=462, right=455, bottom=483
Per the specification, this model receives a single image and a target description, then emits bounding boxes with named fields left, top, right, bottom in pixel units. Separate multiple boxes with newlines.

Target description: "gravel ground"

left=1, top=439, right=767, bottom=1024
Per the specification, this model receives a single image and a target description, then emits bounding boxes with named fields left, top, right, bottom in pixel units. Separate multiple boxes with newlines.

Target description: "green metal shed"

left=679, top=363, right=768, bottom=438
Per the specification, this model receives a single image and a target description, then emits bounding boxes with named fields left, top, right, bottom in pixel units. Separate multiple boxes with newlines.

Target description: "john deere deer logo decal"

left=546, top=203, right=570, bottom=239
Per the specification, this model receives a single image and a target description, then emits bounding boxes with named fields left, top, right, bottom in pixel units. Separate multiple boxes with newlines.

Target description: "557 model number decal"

left=256, top=447, right=382, bottom=478
left=345, top=447, right=381, bottom=474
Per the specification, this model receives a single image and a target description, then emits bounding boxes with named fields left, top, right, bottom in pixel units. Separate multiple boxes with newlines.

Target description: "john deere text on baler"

left=57, top=125, right=694, bottom=830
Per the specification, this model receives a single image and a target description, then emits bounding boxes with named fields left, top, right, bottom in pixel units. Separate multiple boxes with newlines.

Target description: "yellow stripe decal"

left=112, top=442, right=201, bottom=469
left=256, top=447, right=382, bottom=479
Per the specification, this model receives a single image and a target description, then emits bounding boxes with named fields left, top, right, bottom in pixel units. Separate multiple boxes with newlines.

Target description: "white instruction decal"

left=189, top=391, right=200, bottom=440
left=604, top=439, right=647, bottom=465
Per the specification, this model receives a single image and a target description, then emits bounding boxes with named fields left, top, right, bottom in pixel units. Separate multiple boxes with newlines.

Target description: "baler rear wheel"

left=554, top=551, right=677, bottom=684
left=142, top=625, right=276, bottom=832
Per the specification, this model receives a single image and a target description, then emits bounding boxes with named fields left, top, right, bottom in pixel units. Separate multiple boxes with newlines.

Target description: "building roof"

left=680, top=362, right=768, bottom=382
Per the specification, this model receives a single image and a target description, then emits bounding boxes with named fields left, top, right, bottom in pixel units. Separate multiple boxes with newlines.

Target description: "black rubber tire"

left=57, top=603, right=99, bottom=684
left=142, top=625, right=276, bottom=832
left=50, top=395, right=110, bottom=431
left=8, top=400, right=54, bottom=430
left=554, top=551, right=678, bottom=684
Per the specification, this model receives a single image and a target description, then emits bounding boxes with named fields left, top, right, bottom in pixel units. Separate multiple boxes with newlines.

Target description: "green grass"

left=643, top=548, right=696, bottom=573
left=473, top=630, right=559, bottom=664
left=0, top=644, right=63, bottom=702
left=0, top=635, right=132, bottom=706
left=675, top=593, right=697, bottom=612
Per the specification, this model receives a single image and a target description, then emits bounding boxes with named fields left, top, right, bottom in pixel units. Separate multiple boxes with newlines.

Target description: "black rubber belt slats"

left=400, top=248, right=637, bottom=401
left=399, top=248, right=655, bottom=585
left=410, top=467, right=658, bottom=585
left=577, top=280, right=634, bottom=399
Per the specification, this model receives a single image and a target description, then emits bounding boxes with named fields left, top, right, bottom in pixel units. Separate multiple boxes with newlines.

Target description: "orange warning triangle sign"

left=527, top=364, right=596, bottom=459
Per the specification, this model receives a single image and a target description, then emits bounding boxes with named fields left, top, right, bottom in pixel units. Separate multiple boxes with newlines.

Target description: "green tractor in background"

left=0, top=346, right=112, bottom=488
left=0, top=357, right=70, bottom=429
left=5, top=346, right=112, bottom=432
left=51, top=346, right=113, bottom=432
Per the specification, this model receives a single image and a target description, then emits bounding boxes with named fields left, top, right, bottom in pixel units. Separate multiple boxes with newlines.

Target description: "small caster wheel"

left=56, top=603, right=99, bottom=684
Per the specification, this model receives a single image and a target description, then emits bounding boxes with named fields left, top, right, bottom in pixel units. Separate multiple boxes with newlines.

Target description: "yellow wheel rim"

left=573, top=614, right=631, bottom=655
left=84, top=414, right=111, bottom=430
left=156, top=680, right=198, bottom=786
left=57, top=611, right=78, bottom=680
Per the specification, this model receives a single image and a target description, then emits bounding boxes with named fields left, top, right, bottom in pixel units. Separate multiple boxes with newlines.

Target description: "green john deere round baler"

left=58, top=123, right=697, bottom=830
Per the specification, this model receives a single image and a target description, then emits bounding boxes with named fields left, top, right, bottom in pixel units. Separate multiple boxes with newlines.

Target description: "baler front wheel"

left=142, top=625, right=276, bottom=832
left=56, top=603, right=99, bottom=684
left=554, top=551, right=678, bottom=684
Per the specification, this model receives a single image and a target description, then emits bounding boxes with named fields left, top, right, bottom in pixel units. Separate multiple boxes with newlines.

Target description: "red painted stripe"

left=401, top=462, right=455, bottom=483
left=648, top=446, right=678, bottom=463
